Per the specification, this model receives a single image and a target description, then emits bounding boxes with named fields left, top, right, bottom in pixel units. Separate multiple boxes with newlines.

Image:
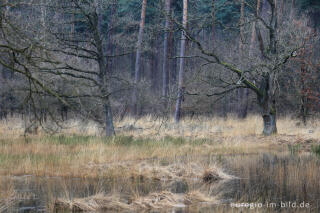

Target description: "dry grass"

left=0, top=115, right=318, bottom=177
left=1, top=115, right=320, bottom=212
left=3, top=114, right=319, bottom=138
left=54, top=190, right=217, bottom=212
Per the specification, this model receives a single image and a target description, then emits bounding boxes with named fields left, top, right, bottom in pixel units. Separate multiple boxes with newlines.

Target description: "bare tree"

left=132, top=0, right=147, bottom=115
left=162, top=0, right=171, bottom=100
left=180, top=0, right=305, bottom=135
left=0, top=0, right=121, bottom=136
left=174, top=0, right=188, bottom=123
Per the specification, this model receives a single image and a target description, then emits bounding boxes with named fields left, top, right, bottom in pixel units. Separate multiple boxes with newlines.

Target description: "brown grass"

left=0, top=115, right=318, bottom=178
left=1, top=115, right=320, bottom=212
left=54, top=190, right=217, bottom=212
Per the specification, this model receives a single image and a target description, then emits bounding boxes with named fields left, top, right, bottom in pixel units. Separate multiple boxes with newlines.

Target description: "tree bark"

left=258, top=73, right=277, bottom=135
left=169, top=29, right=176, bottom=84
left=239, top=0, right=245, bottom=51
left=132, top=0, right=147, bottom=115
left=106, top=0, right=117, bottom=74
left=211, top=0, right=215, bottom=49
left=238, top=0, right=248, bottom=119
left=174, top=0, right=188, bottom=123
left=249, top=0, right=261, bottom=57
left=162, top=0, right=171, bottom=99
left=238, top=88, right=249, bottom=118
left=151, top=35, right=159, bottom=91
left=94, top=0, right=115, bottom=137
left=168, top=1, right=176, bottom=85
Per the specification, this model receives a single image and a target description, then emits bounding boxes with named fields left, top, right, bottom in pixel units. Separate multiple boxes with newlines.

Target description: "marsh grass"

left=0, top=115, right=319, bottom=178
left=1, top=115, right=320, bottom=212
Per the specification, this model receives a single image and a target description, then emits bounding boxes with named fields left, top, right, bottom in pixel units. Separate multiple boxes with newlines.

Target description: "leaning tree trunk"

left=132, top=0, right=147, bottom=115
left=258, top=73, right=277, bottom=135
left=174, top=0, right=188, bottom=123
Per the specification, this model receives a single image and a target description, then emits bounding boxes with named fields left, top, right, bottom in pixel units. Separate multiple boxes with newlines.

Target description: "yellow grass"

left=55, top=190, right=217, bottom=212
left=1, top=115, right=319, bottom=212
left=0, top=115, right=318, bottom=178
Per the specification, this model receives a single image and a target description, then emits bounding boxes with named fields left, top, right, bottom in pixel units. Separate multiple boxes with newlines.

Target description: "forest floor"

left=0, top=115, right=320, bottom=212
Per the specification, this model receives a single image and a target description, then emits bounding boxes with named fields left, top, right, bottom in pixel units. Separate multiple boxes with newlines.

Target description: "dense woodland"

left=0, top=0, right=319, bottom=136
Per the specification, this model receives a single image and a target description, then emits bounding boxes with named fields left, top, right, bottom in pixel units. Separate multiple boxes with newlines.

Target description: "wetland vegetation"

left=1, top=116, right=320, bottom=212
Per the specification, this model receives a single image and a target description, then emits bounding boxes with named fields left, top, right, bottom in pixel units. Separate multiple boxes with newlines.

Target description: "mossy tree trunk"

left=258, top=73, right=277, bottom=135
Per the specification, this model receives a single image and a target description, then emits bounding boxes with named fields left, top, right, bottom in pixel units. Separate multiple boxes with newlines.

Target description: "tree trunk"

left=40, top=0, right=47, bottom=40
left=162, top=0, right=171, bottom=98
left=249, top=0, right=261, bottom=57
left=290, top=0, right=295, bottom=20
left=168, top=0, right=175, bottom=85
left=211, top=0, right=215, bottom=49
left=239, top=0, right=245, bottom=51
left=94, top=0, right=115, bottom=137
left=169, top=30, right=176, bottom=84
left=262, top=113, right=277, bottom=135
left=106, top=0, right=117, bottom=74
left=237, top=0, right=249, bottom=119
left=151, top=35, right=159, bottom=91
left=238, top=88, right=249, bottom=119
left=174, top=0, right=188, bottom=123
left=71, top=2, right=75, bottom=35
left=258, top=73, right=277, bottom=135
left=132, top=0, right=147, bottom=115
left=131, top=52, right=135, bottom=78
left=104, top=99, right=115, bottom=136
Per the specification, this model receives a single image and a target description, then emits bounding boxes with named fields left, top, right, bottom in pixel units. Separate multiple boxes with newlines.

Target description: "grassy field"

left=0, top=115, right=320, bottom=212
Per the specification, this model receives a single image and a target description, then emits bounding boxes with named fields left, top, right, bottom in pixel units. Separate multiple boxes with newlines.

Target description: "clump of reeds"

left=55, top=193, right=131, bottom=212
left=54, top=191, right=217, bottom=211
left=130, top=162, right=233, bottom=182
